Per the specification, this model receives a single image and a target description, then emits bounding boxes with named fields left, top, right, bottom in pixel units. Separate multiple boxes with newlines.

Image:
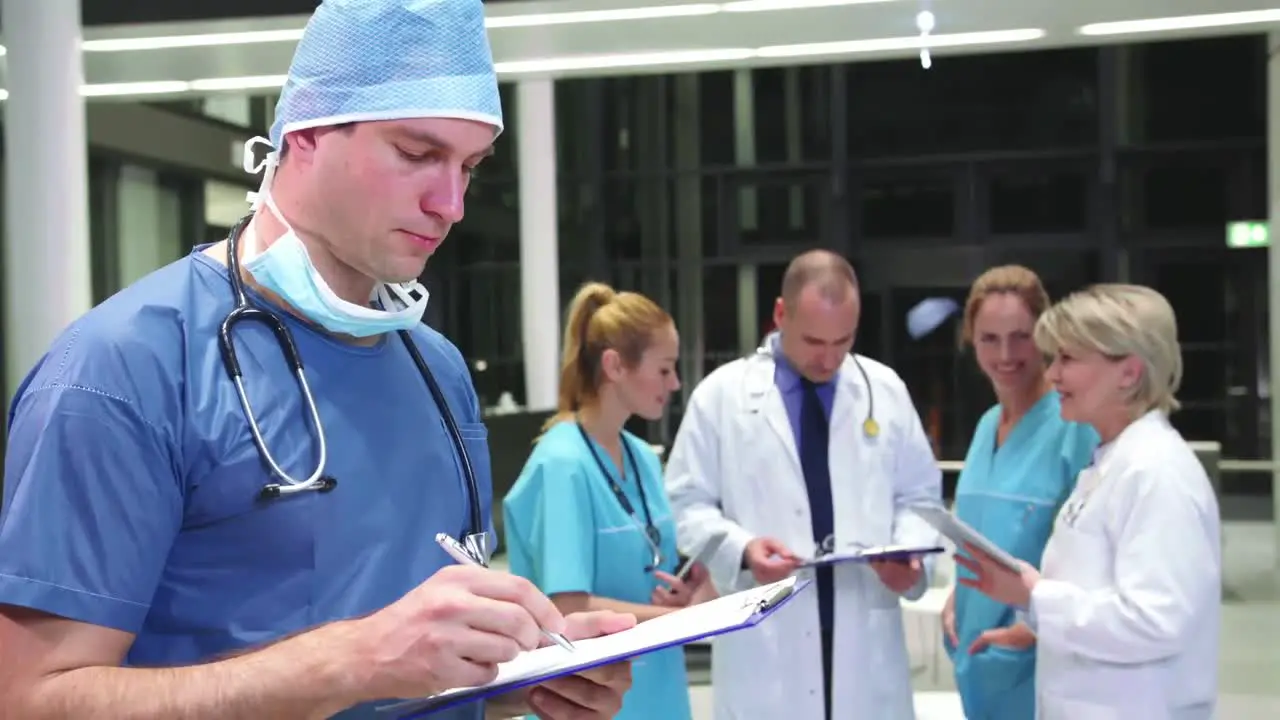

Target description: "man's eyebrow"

left=396, top=128, right=495, bottom=159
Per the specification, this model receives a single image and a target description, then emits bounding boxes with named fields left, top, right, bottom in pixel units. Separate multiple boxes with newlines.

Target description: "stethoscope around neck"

left=574, top=421, right=664, bottom=572
left=217, top=214, right=486, bottom=552
left=750, top=341, right=880, bottom=439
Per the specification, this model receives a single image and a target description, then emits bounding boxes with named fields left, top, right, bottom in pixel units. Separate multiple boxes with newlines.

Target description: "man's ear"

left=282, top=127, right=330, bottom=163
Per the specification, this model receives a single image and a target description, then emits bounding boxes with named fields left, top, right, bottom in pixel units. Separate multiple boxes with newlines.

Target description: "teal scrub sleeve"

left=510, top=460, right=597, bottom=597
left=0, top=385, right=183, bottom=634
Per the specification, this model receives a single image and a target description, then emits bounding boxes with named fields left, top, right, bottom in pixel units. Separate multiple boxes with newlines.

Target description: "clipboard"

left=799, top=543, right=945, bottom=568
left=907, top=504, right=1022, bottom=572
left=377, top=576, right=811, bottom=718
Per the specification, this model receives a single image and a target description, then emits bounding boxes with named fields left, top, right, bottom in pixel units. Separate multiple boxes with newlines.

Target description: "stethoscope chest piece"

left=862, top=418, right=880, bottom=439
left=257, top=475, right=339, bottom=501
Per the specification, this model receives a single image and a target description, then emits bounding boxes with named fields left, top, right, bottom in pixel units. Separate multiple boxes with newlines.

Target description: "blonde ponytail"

left=538, top=281, right=674, bottom=436
left=541, top=282, right=617, bottom=433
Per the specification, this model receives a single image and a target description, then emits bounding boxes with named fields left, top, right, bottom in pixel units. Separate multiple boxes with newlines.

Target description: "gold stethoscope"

left=752, top=344, right=880, bottom=439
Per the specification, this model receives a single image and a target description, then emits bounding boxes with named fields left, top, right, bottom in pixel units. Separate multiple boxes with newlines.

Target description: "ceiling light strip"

left=0, top=0, right=900, bottom=54
left=486, top=4, right=720, bottom=29
left=81, top=29, right=305, bottom=52
left=1078, top=9, right=1280, bottom=36
left=0, top=27, right=1046, bottom=99
left=757, top=28, right=1046, bottom=58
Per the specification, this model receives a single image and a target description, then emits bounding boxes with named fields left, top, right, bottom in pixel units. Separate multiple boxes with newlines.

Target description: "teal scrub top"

left=502, top=421, right=693, bottom=720
left=946, top=391, right=1098, bottom=720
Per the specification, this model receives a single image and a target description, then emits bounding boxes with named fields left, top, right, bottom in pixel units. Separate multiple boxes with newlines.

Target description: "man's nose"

left=420, top=172, right=467, bottom=224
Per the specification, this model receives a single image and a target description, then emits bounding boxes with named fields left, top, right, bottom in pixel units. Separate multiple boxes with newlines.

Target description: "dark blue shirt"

left=771, top=335, right=837, bottom=455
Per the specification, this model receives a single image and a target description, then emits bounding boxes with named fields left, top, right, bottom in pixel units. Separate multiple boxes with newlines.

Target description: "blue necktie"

left=799, top=378, right=835, bottom=720
left=799, top=379, right=835, bottom=632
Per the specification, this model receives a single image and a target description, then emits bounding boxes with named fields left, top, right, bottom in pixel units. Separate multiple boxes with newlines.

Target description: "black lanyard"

left=575, top=422, right=660, bottom=549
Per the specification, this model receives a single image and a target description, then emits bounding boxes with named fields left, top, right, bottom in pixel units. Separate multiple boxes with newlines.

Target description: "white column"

left=2, top=0, right=92, bottom=400
left=1268, top=34, right=1280, bottom=576
left=516, top=79, right=560, bottom=412
left=733, top=69, right=758, bottom=231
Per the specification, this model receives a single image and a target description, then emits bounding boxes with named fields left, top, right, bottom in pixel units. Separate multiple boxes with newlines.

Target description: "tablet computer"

left=907, top=504, right=1023, bottom=573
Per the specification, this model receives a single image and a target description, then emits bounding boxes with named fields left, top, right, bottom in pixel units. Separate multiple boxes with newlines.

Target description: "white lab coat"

left=664, top=341, right=943, bottom=720
left=1030, top=410, right=1221, bottom=720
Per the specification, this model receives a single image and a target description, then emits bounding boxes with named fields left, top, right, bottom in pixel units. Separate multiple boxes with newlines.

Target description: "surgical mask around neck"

left=239, top=138, right=430, bottom=339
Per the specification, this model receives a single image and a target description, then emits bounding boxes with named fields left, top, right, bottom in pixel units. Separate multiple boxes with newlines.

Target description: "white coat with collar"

left=664, top=338, right=944, bottom=720
left=1029, top=410, right=1221, bottom=720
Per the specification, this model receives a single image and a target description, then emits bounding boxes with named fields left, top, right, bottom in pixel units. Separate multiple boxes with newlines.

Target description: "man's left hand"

left=870, top=557, right=923, bottom=594
left=494, top=610, right=636, bottom=720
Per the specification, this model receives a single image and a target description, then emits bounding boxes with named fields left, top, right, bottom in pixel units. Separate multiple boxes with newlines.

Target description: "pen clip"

left=461, top=532, right=492, bottom=567
left=742, top=581, right=796, bottom=614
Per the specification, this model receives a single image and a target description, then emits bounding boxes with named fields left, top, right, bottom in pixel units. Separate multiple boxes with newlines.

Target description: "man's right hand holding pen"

left=330, top=564, right=636, bottom=719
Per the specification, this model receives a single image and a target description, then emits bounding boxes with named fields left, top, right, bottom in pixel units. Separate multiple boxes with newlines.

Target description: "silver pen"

left=434, top=532, right=576, bottom=652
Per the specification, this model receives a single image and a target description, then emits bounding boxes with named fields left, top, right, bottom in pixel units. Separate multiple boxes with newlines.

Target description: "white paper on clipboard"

left=377, top=576, right=810, bottom=718
left=907, top=504, right=1023, bottom=572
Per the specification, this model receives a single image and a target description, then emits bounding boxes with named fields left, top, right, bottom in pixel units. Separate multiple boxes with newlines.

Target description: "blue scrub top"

left=502, top=421, right=693, bottom=720
left=947, top=391, right=1098, bottom=720
left=0, top=248, right=493, bottom=720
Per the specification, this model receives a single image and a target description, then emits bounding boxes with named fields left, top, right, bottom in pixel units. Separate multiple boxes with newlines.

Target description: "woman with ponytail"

left=503, top=281, right=709, bottom=720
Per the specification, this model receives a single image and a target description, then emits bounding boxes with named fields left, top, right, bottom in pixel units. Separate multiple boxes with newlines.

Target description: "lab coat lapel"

left=829, top=355, right=862, bottom=440
left=743, top=350, right=801, bottom=473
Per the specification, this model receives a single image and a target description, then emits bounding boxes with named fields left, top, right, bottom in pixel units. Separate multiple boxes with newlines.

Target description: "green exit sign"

left=1227, top=221, right=1269, bottom=249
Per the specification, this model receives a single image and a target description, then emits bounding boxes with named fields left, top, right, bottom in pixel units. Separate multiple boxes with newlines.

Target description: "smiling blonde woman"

left=955, top=283, right=1221, bottom=720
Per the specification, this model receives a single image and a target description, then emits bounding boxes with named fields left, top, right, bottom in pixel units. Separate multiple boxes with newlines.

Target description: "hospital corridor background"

left=4, top=0, right=1280, bottom=718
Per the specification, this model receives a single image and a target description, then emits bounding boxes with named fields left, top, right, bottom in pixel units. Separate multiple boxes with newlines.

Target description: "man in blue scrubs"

left=0, top=2, right=631, bottom=718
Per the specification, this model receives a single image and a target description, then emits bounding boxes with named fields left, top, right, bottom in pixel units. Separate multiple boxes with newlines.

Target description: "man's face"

left=296, top=117, right=496, bottom=284
left=773, top=285, right=860, bottom=383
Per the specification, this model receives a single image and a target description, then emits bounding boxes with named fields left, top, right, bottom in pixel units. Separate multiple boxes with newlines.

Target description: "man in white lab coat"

left=664, top=250, right=943, bottom=720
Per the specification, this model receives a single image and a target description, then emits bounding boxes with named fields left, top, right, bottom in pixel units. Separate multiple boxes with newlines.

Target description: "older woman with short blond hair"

left=956, top=283, right=1221, bottom=720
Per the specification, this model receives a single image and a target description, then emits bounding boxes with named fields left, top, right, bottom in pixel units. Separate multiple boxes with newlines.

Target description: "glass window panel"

left=601, top=178, right=644, bottom=261
left=1141, top=163, right=1229, bottom=230
left=861, top=173, right=954, bottom=238
left=846, top=48, right=1097, bottom=156
left=1140, top=36, right=1265, bottom=142
left=752, top=67, right=788, bottom=164
left=988, top=168, right=1089, bottom=234
left=698, top=71, right=736, bottom=167
left=1180, top=349, right=1226, bottom=414
left=1168, top=402, right=1222, bottom=446
left=1141, top=251, right=1228, bottom=346
left=702, top=265, right=740, bottom=355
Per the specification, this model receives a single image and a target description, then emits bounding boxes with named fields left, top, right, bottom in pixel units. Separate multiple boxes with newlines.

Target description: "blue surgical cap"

left=268, top=0, right=503, bottom=149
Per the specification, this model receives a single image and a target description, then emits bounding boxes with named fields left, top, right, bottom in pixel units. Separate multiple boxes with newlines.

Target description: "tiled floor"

left=684, top=521, right=1280, bottom=719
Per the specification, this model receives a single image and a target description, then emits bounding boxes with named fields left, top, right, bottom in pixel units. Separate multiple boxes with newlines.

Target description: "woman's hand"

left=651, top=563, right=710, bottom=608
left=953, top=542, right=1041, bottom=609
left=968, top=622, right=1036, bottom=655
left=942, top=588, right=958, bottom=648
